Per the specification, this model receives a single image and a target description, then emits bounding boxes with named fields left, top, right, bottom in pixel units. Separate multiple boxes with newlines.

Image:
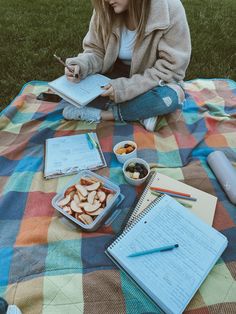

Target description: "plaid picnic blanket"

left=0, top=79, right=236, bottom=314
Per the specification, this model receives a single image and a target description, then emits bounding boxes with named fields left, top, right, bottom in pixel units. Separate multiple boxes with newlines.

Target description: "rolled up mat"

left=207, top=151, right=236, bottom=204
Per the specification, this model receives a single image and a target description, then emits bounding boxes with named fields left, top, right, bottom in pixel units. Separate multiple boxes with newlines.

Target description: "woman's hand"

left=101, top=84, right=115, bottom=101
left=65, top=58, right=81, bottom=82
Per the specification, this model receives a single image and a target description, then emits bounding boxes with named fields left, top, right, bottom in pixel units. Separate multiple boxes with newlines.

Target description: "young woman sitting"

left=62, top=0, right=191, bottom=131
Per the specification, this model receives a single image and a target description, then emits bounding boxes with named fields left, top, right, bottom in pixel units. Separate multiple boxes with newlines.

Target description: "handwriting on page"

left=110, top=196, right=226, bottom=313
left=46, top=134, right=102, bottom=175
left=62, top=76, right=105, bottom=97
left=50, top=74, right=110, bottom=106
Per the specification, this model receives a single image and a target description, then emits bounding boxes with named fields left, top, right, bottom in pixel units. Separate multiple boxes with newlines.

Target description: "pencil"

left=53, top=54, right=78, bottom=78
left=150, top=190, right=197, bottom=202
left=150, top=186, right=191, bottom=197
left=151, top=191, right=193, bottom=208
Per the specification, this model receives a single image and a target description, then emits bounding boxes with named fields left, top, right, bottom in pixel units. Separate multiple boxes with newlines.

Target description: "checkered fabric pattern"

left=0, top=79, right=236, bottom=314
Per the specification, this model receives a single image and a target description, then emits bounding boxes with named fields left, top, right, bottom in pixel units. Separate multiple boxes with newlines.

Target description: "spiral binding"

left=126, top=170, right=158, bottom=226
left=109, top=194, right=165, bottom=249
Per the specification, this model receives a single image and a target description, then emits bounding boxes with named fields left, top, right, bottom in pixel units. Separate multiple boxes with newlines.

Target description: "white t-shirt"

left=118, top=27, right=136, bottom=65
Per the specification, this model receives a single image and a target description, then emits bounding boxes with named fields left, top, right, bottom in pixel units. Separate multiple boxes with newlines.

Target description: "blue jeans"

left=87, top=84, right=182, bottom=122
left=111, top=85, right=182, bottom=122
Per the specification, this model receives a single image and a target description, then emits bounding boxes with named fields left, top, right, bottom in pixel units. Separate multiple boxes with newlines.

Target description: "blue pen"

left=87, top=132, right=98, bottom=149
left=128, top=244, right=179, bottom=257
left=86, top=133, right=94, bottom=150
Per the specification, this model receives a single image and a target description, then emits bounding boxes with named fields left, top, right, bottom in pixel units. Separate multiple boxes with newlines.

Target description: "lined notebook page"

left=45, top=133, right=105, bottom=178
left=49, top=74, right=111, bottom=106
left=107, top=195, right=227, bottom=314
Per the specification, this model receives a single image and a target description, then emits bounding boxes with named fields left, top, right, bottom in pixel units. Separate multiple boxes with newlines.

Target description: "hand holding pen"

left=53, top=54, right=80, bottom=82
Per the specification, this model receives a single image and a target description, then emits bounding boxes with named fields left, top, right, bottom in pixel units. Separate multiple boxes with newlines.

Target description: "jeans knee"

left=159, top=94, right=180, bottom=114
left=152, top=85, right=182, bottom=115
left=165, top=83, right=185, bottom=104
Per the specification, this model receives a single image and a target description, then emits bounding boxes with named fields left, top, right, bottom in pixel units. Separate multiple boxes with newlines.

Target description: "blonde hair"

left=91, top=0, right=151, bottom=48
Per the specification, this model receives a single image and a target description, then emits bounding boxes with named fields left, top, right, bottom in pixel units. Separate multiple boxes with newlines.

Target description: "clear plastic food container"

left=51, top=170, right=123, bottom=232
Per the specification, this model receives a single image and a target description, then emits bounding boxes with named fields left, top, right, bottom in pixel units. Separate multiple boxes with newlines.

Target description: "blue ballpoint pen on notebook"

left=86, top=133, right=94, bottom=150
left=87, top=133, right=98, bottom=148
left=128, top=244, right=179, bottom=257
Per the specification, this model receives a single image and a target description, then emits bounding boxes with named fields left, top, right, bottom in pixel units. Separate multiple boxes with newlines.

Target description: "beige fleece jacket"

left=66, top=0, right=191, bottom=104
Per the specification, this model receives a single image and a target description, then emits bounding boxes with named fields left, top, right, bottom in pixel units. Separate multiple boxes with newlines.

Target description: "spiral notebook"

left=106, top=195, right=228, bottom=314
left=126, top=171, right=217, bottom=227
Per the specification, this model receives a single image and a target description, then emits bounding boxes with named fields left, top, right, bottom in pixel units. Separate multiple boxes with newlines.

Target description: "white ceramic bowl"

left=113, top=140, right=137, bottom=164
left=123, top=158, right=150, bottom=186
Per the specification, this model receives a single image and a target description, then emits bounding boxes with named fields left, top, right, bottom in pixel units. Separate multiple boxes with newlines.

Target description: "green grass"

left=0, top=0, right=235, bottom=111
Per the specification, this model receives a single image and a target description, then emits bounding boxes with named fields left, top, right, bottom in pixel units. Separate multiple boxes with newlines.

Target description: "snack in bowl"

left=57, top=176, right=115, bottom=225
left=125, top=162, right=149, bottom=179
left=116, top=143, right=135, bottom=155
left=123, top=158, right=150, bottom=186
left=113, top=140, right=137, bottom=164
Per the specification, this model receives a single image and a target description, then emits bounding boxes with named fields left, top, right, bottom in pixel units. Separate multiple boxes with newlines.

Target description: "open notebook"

left=44, top=133, right=106, bottom=179
left=48, top=74, right=111, bottom=107
left=106, top=195, right=228, bottom=314
left=126, top=171, right=217, bottom=227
